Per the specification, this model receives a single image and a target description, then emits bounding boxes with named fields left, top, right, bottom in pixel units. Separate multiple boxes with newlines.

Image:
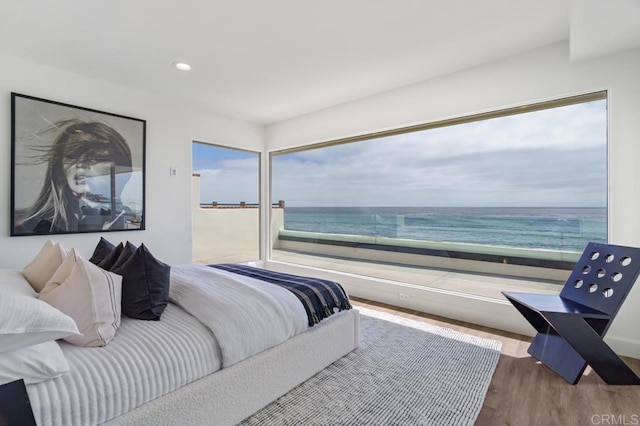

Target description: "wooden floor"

left=351, top=297, right=640, bottom=426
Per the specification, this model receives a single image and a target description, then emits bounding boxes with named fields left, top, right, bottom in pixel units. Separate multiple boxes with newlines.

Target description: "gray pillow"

left=110, top=241, right=138, bottom=271
left=97, top=242, right=123, bottom=270
left=112, top=244, right=170, bottom=321
left=88, top=237, right=115, bottom=265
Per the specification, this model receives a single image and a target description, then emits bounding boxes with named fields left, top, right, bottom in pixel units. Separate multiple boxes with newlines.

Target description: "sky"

left=194, top=99, right=607, bottom=208
left=193, top=142, right=259, bottom=204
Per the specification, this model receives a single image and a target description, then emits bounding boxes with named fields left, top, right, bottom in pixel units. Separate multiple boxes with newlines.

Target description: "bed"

left=0, top=241, right=359, bottom=426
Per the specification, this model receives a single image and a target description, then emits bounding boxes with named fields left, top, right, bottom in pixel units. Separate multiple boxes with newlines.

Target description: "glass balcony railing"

left=270, top=206, right=606, bottom=283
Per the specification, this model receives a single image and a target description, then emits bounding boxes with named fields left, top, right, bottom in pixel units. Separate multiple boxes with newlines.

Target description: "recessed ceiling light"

left=173, top=62, right=191, bottom=71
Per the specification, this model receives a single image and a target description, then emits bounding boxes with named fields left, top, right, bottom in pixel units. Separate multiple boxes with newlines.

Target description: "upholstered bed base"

left=106, top=309, right=360, bottom=426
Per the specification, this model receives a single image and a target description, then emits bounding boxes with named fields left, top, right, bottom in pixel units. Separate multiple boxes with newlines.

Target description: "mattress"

left=26, top=303, right=222, bottom=426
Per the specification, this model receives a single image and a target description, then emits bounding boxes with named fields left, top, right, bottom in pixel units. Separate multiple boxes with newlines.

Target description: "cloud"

left=193, top=145, right=260, bottom=204
left=272, top=100, right=607, bottom=207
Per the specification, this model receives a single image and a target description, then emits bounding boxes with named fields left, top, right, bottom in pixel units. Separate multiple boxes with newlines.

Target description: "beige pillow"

left=40, top=248, right=79, bottom=295
left=39, top=251, right=122, bottom=347
left=23, top=240, right=67, bottom=292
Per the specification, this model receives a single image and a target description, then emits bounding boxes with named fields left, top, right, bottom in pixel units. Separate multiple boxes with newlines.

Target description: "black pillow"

left=98, top=242, right=124, bottom=270
left=88, top=237, right=116, bottom=265
left=110, top=241, right=138, bottom=271
left=112, top=244, right=170, bottom=321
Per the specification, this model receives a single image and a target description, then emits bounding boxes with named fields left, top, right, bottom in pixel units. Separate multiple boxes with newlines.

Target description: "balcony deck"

left=270, top=248, right=561, bottom=300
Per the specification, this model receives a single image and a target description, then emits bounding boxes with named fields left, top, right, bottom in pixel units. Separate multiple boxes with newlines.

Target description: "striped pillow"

left=39, top=250, right=122, bottom=347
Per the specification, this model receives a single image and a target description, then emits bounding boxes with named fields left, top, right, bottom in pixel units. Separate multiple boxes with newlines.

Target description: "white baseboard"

left=264, top=259, right=640, bottom=359
left=605, top=335, right=640, bottom=360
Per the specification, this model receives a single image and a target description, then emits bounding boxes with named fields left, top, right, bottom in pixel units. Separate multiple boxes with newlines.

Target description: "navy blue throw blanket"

left=209, top=264, right=352, bottom=327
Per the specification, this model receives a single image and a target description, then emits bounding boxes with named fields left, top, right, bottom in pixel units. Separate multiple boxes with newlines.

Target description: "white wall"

left=0, top=53, right=264, bottom=268
left=265, top=42, right=640, bottom=357
left=5, top=40, right=640, bottom=356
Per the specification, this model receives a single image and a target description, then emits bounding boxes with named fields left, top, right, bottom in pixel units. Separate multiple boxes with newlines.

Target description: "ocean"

left=283, top=207, right=607, bottom=252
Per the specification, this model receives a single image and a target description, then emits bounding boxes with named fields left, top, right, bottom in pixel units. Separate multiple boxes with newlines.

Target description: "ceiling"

left=0, top=1, right=638, bottom=125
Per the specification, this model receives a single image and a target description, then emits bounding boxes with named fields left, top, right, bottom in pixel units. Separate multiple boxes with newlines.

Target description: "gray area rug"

left=240, top=307, right=502, bottom=426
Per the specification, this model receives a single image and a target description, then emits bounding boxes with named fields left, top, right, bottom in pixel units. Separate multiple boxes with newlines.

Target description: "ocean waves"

left=283, top=207, right=606, bottom=252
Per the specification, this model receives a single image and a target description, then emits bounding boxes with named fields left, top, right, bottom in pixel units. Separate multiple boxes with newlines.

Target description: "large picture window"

left=270, top=93, right=607, bottom=282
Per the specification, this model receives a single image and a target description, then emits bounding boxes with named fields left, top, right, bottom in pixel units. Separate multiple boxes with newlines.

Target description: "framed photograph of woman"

left=11, top=93, right=146, bottom=236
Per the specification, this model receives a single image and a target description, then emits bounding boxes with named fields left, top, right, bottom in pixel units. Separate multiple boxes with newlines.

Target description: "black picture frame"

left=11, top=93, right=146, bottom=236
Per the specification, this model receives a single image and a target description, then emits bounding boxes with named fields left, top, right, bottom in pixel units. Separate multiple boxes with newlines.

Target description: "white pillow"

left=0, top=340, right=70, bottom=385
left=23, top=240, right=67, bottom=292
left=39, top=251, right=122, bottom=347
left=0, top=269, right=80, bottom=354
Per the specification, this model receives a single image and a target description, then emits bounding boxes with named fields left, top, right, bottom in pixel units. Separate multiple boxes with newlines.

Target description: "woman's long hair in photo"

left=17, top=120, right=132, bottom=233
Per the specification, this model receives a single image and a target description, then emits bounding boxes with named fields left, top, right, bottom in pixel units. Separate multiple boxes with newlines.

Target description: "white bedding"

left=26, top=304, right=222, bottom=426
left=24, top=264, right=348, bottom=426
left=169, top=264, right=308, bottom=367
